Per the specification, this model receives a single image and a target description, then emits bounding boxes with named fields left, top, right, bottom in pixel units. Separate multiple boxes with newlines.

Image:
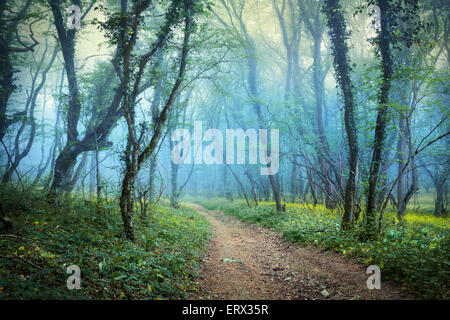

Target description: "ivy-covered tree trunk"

left=118, top=0, right=193, bottom=240
left=0, top=0, right=35, bottom=142
left=323, top=0, right=359, bottom=229
left=120, top=163, right=138, bottom=241
left=365, top=0, right=393, bottom=238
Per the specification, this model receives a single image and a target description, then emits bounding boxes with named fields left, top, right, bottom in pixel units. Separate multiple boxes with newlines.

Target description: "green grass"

left=0, top=186, right=210, bottom=299
left=195, top=198, right=450, bottom=299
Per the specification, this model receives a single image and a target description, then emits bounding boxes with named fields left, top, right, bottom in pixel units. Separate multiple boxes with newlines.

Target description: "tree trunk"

left=365, top=0, right=393, bottom=238
left=66, top=151, right=88, bottom=193
left=323, top=0, right=359, bottom=229
left=47, top=0, right=83, bottom=196
left=434, top=182, right=445, bottom=217
left=120, top=168, right=137, bottom=241
left=118, top=0, right=193, bottom=240
left=227, top=165, right=250, bottom=207
left=89, top=153, right=96, bottom=195
left=0, top=0, right=34, bottom=142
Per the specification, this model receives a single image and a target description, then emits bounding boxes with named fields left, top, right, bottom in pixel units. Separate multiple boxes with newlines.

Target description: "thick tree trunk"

left=66, top=151, right=88, bottom=193
left=50, top=146, right=79, bottom=193
left=120, top=168, right=137, bottom=241
left=365, top=0, right=393, bottom=238
left=47, top=0, right=83, bottom=196
left=323, top=0, right=359, bottom=229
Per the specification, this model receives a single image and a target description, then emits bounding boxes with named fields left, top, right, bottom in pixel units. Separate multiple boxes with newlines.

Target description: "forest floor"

left=187, top=203, right=411, bottom=300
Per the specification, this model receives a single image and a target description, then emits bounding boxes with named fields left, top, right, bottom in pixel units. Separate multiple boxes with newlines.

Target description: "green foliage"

left=0, top=186, right=210, bottom=300
left=198, top=198, right=449, bottom=299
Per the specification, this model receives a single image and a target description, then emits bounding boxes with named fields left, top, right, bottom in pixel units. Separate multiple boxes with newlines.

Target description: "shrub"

left=0, top=186, right=210, bottom=299
left=208, top=199, right=449, bottom=299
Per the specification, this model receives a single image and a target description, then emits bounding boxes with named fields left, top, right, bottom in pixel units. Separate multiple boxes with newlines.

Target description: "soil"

left=187, top=203, right=412, bottom=300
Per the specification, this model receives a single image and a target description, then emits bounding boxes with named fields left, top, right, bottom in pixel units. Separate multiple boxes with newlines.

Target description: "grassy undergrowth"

left=194, top=198, right=449, bottom=299
left=0, top=186, right=210, bottom=299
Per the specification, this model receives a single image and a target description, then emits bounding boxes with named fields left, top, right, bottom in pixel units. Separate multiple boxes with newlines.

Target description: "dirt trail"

left=187, top=203, right=410, bottom=300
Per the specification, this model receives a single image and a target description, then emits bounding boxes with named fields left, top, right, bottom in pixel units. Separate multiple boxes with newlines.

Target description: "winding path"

left=187, top=203, right=410, bottom=300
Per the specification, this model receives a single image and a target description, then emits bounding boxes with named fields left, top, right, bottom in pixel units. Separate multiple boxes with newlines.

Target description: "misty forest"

left=0, top=0, right=449, bottom=300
